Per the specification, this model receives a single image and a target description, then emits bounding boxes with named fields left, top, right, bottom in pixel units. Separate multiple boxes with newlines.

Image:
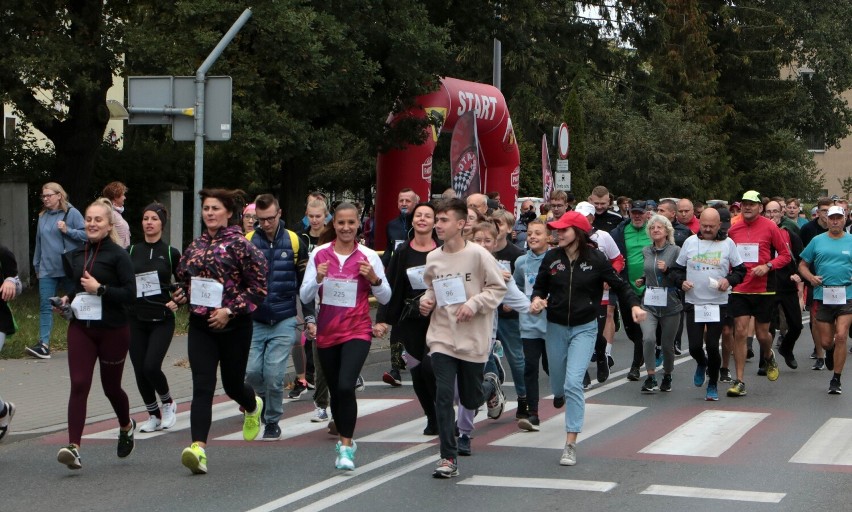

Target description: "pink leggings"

left=67, top=322, right=131, bottom=445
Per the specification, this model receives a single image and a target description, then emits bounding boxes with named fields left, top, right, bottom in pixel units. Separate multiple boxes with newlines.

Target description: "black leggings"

left=523, top=338, right=548, bottom=414
left=129, top=317, right=174, bottom=415
left=398, top=318, right=435, bottom=424
left=187, top=315, right=256, bottom=443
left=686, top=307, right=724, bottom=385
left=317, top=339, right=371, bottom=439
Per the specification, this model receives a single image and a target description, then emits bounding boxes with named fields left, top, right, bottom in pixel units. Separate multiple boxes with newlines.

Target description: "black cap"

left=715, top=206, right=732, bottom=230
left=630, top=200, right=647, bottom=212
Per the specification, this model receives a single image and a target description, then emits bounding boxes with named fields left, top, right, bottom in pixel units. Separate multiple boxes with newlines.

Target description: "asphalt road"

left=2, top=318, right=850, bottom=512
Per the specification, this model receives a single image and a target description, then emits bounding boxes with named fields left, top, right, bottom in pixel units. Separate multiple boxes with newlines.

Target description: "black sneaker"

left=607, top=354, right=615, bottom=368
left=757, top=358, right=767, bottom=376
left=596, top=357, right=610, bottom=383
left=288, top=379, right=309, bottom=399
left=826, top=345, right=835, bottom=371
left=746, top=347, right=755, bottom=360
left=641, top=376, right=658, bottom=393
left=117, top=419, right=136, bottom=458
left=583, top=371, right=591, bottom=389
left=810, top=349, right=818, bottom=360
left=829, top=378, right=842, bottom=395
left=553, top=396, right=565, bottom=409
left=627, top=366, right=641, bottom=381
left=719, top=368, right=733, bottom=383
left=673, top=346, right=683, bottom=356
left=25, top=343, right=50, bottom=359
left=263, top=422, right=282, bottom=440
left=778, top=347, right=798, bottom=369
left=458, top=434, right=471, bottom=456
left=423, top=419, right=438, bottom=436
left=518, top=414, right=540, bottom=432
left=382, top=369, right=402, bottom=387
left=812, top=358, right=826, bottom=371
left=660, top=374, right=672, bottom=392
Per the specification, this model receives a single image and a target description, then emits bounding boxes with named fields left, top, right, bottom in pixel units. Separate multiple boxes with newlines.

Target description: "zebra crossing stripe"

left=459, top=475, right=616, bottom=492
left=639, top=410, right=769, bottom=457
left=641, top=485, right=785, bottom=503
left=83, top=400, right=240, bottom=440
left=359, top=402, right=518, bottom=443
left=790, top=418, right=852, bottom=465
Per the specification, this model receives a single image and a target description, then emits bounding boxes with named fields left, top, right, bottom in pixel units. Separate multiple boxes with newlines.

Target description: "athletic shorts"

left=815, top=300, right=852, bottom=323
left=728, top=293, right=774, bottom=324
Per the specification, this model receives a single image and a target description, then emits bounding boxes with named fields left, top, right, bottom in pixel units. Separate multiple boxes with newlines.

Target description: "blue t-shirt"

left=799, top=232, right=852, bottom=300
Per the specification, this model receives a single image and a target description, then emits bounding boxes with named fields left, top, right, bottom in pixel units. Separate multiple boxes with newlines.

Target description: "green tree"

left=563, top=87, right=591, bottom=198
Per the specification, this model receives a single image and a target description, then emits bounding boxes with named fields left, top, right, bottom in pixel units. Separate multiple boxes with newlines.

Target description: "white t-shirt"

left=676, top=235, right=743, bottom=305
left=591, top=229, right=620, bottom=261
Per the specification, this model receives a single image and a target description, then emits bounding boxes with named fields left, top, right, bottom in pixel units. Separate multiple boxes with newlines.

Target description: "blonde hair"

left=646, top=214, right=675, bottom=245
left=490, top=208, right=515, bottom=227
left=87, top=198, right=121, bottom=244
left=306, top=199, right=328, bottom=216
left=39, top=182, right=71, bottom=215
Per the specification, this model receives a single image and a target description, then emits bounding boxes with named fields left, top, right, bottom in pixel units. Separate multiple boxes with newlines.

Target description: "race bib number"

left=71, top=293, right=102, bottom=320
left=322, top=278, right=358, bottom=308
left=434, top=276, right=466, bottom=307
left=406, top=265, right=427, bottom=290
left=643, top=287, right=667, bottom=307
left=695, top=304, right=720, bottom=323
left=824, top=286, right=847, bottom=305
left=135, top=271, right=161, bottom=298
left=737, top=243, right=759, bottom=263
left=190, top=277, right=224, bottom=308
left=524, top=272, right=537, bottom=296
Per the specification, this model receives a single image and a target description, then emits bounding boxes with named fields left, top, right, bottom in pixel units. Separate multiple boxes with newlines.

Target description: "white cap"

left=827, top=205, right=846, bottom=217
left=574, top=201, right=595, bottom=217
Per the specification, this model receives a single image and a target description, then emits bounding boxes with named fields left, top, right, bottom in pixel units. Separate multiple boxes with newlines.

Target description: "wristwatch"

left=766, top=262, right=773, bottom=270
left=225, top=308, right=236, bottom=319
left=97, top=284, right=106, bottom=296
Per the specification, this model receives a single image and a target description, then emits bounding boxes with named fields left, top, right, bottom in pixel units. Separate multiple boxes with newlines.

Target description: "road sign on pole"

left=558, top=123, right=570, bottom=159
left=555, top=171, right=571, bottom=191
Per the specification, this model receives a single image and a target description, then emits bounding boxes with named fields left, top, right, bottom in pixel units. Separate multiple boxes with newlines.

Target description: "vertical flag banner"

left=542, top=134, right=554, bottom=201
left=450, top=111, right=481, bottom=199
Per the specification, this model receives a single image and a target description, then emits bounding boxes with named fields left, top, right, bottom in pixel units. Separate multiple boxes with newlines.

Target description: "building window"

left=805, top=131, right=825, bottom=152
left=4, top=117, right=14, bottom=141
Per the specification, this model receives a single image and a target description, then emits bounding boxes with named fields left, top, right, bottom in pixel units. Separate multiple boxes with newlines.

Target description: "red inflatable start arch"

left=374, top=77, right=520, bottom=249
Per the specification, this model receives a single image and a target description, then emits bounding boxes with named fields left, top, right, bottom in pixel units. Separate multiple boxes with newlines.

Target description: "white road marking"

left=639, top=410, right=769, bottom=457
left=359, top=402, right=518, bottom=443
left=790, top=418, right=852, bottom=465
left=83, top=400, right=239, bottom=440
left=491, top=404, right=645, bottom=449
left=215, top=399, right=410, bottom=441
left=641, top=484, right=785, bottom=503
left=459, top=475, right=616, bottom=492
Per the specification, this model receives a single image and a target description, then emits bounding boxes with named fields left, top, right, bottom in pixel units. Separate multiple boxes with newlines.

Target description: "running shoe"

left=757, top=357, right=767, bottom=376
left=778, top=347, right=798, bottom=369
left=627, top=366, right=641, bottom=381
left=181, top=443, right=207, bottom=474
left=335, top=441, right=356, bottom=471
left=25, top=343, right=50, bottom=359
left=138, top=415, right=162, bottom=433
left=674, top=345, right=683, bottom=356
left=660, top=373, right=672, bottom=392
left=746, top=346, right=754, bottom=360
left=705, top=384, right=719, bottom=401
left=355, top=375, right=366, bottom=392
left=596, top=355, right=610, bottom=383
left=493, top=353, right=506, bottom=384
left=311, top=406, right=329, bottom=423
left=765, top=350, right=780, bottom=381
left=484, top=372, right=504, bottom=419
left=57, top=445, right=82, bottom=470
left=553, top=396, right=565, bottom=409
left=243, top=396, right=263, bottom=441
left=423, top=420, right=438, bottom=436
left=726, top=380, right=747, bottom=397
left=810, top=349, right=818, bottom=359
left=829, top=377, right=842, bottom=395
left=515, top=397, right=530, bottom=420
left=458, top=434, right=472, bottom=456
left=263, top=422, right=281, bottom=440
left=0, top=402, right=15, bottom=442
left=117, top=418, right=136, bottom=458
left=433, top=457, right=459, bottom=478
left=694, top=364, right=707, bottom=387
left=288, top=379, right=309, bottom=399
left=560, top=442, right=577, bottom=466
left=641, top=376, right=658, bottom=393
left=327, top=419, right=338, bottom=436
left=161, top=401, right=178, bottom=430
left=826, top=345, right=835, bottom=371
left=382, top=369, right=402, bottom=387
left=812, top=358, right=825, bottom=371
left=518, top=414, right=540, bottom=432
left=607, top=354, right=615, bottom=368
left=719, top=368, right=733, bottom=383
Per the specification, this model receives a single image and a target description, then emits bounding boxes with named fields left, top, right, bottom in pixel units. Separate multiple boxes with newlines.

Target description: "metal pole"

left=492, top=38, right=502, bottom=91
left=193, top=8, right=253, bottom=237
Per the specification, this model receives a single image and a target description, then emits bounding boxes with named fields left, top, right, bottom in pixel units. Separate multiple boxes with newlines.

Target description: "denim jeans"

left=545, top=320, right=597, bottom=433
left=497, top=317, right=526, bottom=397
left=38, top=276, right=72, bottom=346
left=246, top=317, right=298, bottom=423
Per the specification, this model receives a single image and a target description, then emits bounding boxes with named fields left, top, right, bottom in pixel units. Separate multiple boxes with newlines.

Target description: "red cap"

left=547, top=211, right=591, bottom=233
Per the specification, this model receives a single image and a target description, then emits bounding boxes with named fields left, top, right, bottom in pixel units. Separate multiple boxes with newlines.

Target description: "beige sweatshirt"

left=422, top=241, right=507, bottom=363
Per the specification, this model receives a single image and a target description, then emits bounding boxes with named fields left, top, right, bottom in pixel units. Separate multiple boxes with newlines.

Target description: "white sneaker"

left=161, top=401, right=177, bottom=430
left=138, top=415, right=162, bottom=433
left=311, top=407, right=329, bottom=423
